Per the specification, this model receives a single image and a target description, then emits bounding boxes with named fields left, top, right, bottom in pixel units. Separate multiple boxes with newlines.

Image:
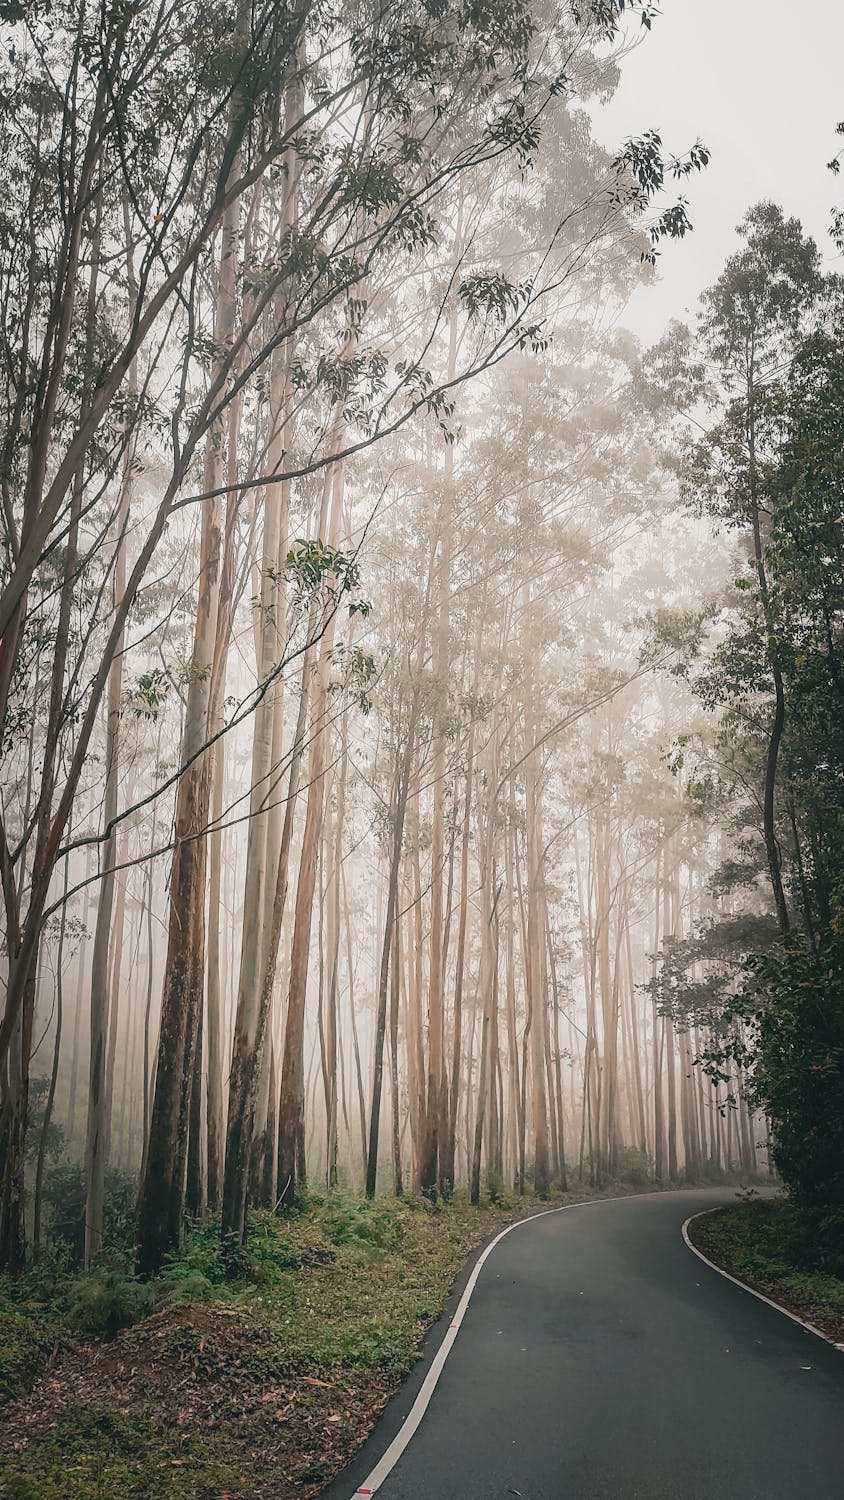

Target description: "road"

left=321, top=1189, right=844, bottom=1500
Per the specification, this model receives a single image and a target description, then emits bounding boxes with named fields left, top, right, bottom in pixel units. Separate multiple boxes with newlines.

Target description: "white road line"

left=351, top=1189, right=696, bottom=1498
left=682, top=1208, right=844, bottom=1354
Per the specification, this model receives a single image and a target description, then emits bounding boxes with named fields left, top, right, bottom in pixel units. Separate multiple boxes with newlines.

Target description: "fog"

left=596, top=0, right=844, bottom=339
left=3, top=0, right=835, bottom=1281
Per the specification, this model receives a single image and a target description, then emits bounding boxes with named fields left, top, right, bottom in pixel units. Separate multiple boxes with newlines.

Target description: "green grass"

left=689, top=1196, right=844, bottom=1342
left=0, top=1180, right=666, bottom=1499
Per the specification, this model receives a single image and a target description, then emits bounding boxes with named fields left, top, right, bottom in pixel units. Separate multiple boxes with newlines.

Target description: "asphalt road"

left=322, top=1189, right=844, bottom=1500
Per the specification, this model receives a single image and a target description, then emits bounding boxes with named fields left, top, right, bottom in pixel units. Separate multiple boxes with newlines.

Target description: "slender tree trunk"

left=136, top=139, right=239, bottom=1273
left=84, top=480, right=130, bottom=1265
left=275, top=456, right=344, bottom=1210
left=524, top=702, right=550, bottom=1199
left=342, top=866, right=368, bottom=1180
left=365, top=687, right=420, bottom=1199
left=442, top=706, right=475, bottom=1194
left=389, top=907, right=404, bottom=1197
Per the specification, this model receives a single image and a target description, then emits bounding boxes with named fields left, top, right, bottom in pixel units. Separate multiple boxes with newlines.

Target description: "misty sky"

left=596, top=0, right=844, bottom=341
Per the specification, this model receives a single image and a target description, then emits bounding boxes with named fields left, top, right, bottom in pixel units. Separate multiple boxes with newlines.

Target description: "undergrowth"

left=1, top=1177, right=723, bottom=1498
left=690, top=1196, right=844, bottom=1338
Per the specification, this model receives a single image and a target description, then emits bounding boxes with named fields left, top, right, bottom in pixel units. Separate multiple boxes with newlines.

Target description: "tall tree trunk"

left=365, top=686, right=420, bottom=1199
left=275, top=452, right=345, bottom=1208
left=389, top=907, right=404, bottom=1197
left=442, top=704, right=475, bottom=1194
left=84, top=319, right=131, bottom=1265
left=524, top=705, right=550, bottom=1199
left=136, top=138, right=239, bottom=1274
left=34, top=882, right=68, bottom=1254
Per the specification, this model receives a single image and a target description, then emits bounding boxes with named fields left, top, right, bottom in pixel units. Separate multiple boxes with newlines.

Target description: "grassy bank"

left=688, top=1197, right=844, bottom=1345
left=1, top=1182, right=646, bottom=1500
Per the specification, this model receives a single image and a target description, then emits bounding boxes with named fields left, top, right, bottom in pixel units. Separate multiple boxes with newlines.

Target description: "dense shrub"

left=316, top=1193, right=405, bottom=1254
left=746, top=941, right=844, bottom=1211
left=65, top=1262, right=155, bottom=1335
left=41, top=1164, right=137, bottom=1266
left=614, top=1147, right=652, bottom=1188
left=163, top=1213, right=302, bottom=1294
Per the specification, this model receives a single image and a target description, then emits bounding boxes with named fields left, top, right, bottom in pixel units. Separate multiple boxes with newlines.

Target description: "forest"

left=1, top=2, right=843, bottom=1497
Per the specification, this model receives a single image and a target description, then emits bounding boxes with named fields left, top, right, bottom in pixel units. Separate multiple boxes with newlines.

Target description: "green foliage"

left=664, top=204, right=844, bottom=1223
left=0, top=1243, right=74, bottom=1398
left=744, top=943, right=844, bottom=1212
left=694, top=1198, right=844, bottom=1314
left=614, top=1147, right=652, bottom=1188
left=41, top=1164, right=137, bottom=1267
left=0, top=1280, right=62, bottom=1401
left=65, top=1262, right=156, bottom=1336
left=701, top=202, right=822, bottom=387
left=23, top=1078, right=65, bottom=1166
left=315, top=1193, right=405, bottom=1255
left=162, top=1213, right=303, bottom=1295
left=2, top=1184, right=672, bottom=1496
left=283, top=538, right=368, bottom=613
left=124, top=667, right=171, bottom=720
left=484, top=1175, right=515, bottom=1208
left=613, top=130, right=710, bottom=264
left=648, top=914, right=780, bottom=1032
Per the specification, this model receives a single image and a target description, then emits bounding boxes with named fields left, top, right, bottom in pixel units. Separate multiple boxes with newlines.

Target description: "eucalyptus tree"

left=684, top=204, right=825, bottom=932
left=651, top=205, right=844, bottom=1210
left=0, top=0, right=705, bottom=1270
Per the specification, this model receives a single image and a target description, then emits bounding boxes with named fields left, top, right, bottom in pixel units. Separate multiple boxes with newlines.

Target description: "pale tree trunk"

left=420, top=261, right=459, bottom=1197
left=663, top=851, right=678, bottom=1180
left=651, top=849, right=665, bottom=1179
left=224, top=370, right=293, bottom=1221
left=84, top=354, right=132, bottom=1265
left=524, top=724, right=550, bottom=1200
left=205, top=734, right=226, bottom=1211
left=409, top=833, right=427, bottom=1187
left=205, top=395, right=244, bottom=1212
left=365, top=684, right=421, bottom=1199
left=251, top=462, right=297, bottom=1197
left=470, top=693, right=503, bottom=1204
left=102, top=853, right=127, bottom=1168
left=325, top=700, right=349, bottom=1188
left=67, top=847, right=94, bottom=1143
left=136, top=130, right=240, bottom=1274
left=34, top=872, right=69, bottom=1254
left=442, top=703, right=475, bottom=1193
left=505, top=827, right=524, bottom=1193
left=573, top=823, right=598, bottom=1184
left=624, top=922, right=647, bottom=1156
left=470, top=826, right=500, bottom=1203
left=220, top=96, right=303, bottom=1236
left=469, top=915, right=492, bottom=1203
left=342, top=865, right=368, bottom=1180
left=544, top=894, right=568, bottom=1191
left=275, top=456, right=345, bottom=1208
left=595, top=815, right=613, bottom=1176
left=389, top=904, right=404, bottom=1196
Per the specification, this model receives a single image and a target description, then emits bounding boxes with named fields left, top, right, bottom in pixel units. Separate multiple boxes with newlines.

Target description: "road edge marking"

left=682, top=1207, right=844, bottom=1355
left=351, top=1190, right=686, bottom=1497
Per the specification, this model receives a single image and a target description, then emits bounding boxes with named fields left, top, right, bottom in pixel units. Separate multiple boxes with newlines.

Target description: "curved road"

left=322, top=1189, right=844, bottom=1500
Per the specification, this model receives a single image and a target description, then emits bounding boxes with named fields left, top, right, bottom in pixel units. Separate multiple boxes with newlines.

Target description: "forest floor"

left=688, top=1197, right=844, bottom=1346
left=0, top=1181, right=657, bottom=1500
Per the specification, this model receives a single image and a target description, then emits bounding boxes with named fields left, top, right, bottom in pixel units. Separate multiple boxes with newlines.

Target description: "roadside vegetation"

left=653, top=206, right=844, bottom=1321
left=1, top=1168, right=660, bottom=1500
left=689, top=1197, right=844, bottom=1347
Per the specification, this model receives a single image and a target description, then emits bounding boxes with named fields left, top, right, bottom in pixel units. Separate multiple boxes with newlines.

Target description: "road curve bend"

left=320, top=1188, right=844, bottom=1500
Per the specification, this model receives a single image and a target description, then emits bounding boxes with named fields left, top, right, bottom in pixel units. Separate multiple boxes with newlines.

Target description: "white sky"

left=592, top=0, right=844, bottom=341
